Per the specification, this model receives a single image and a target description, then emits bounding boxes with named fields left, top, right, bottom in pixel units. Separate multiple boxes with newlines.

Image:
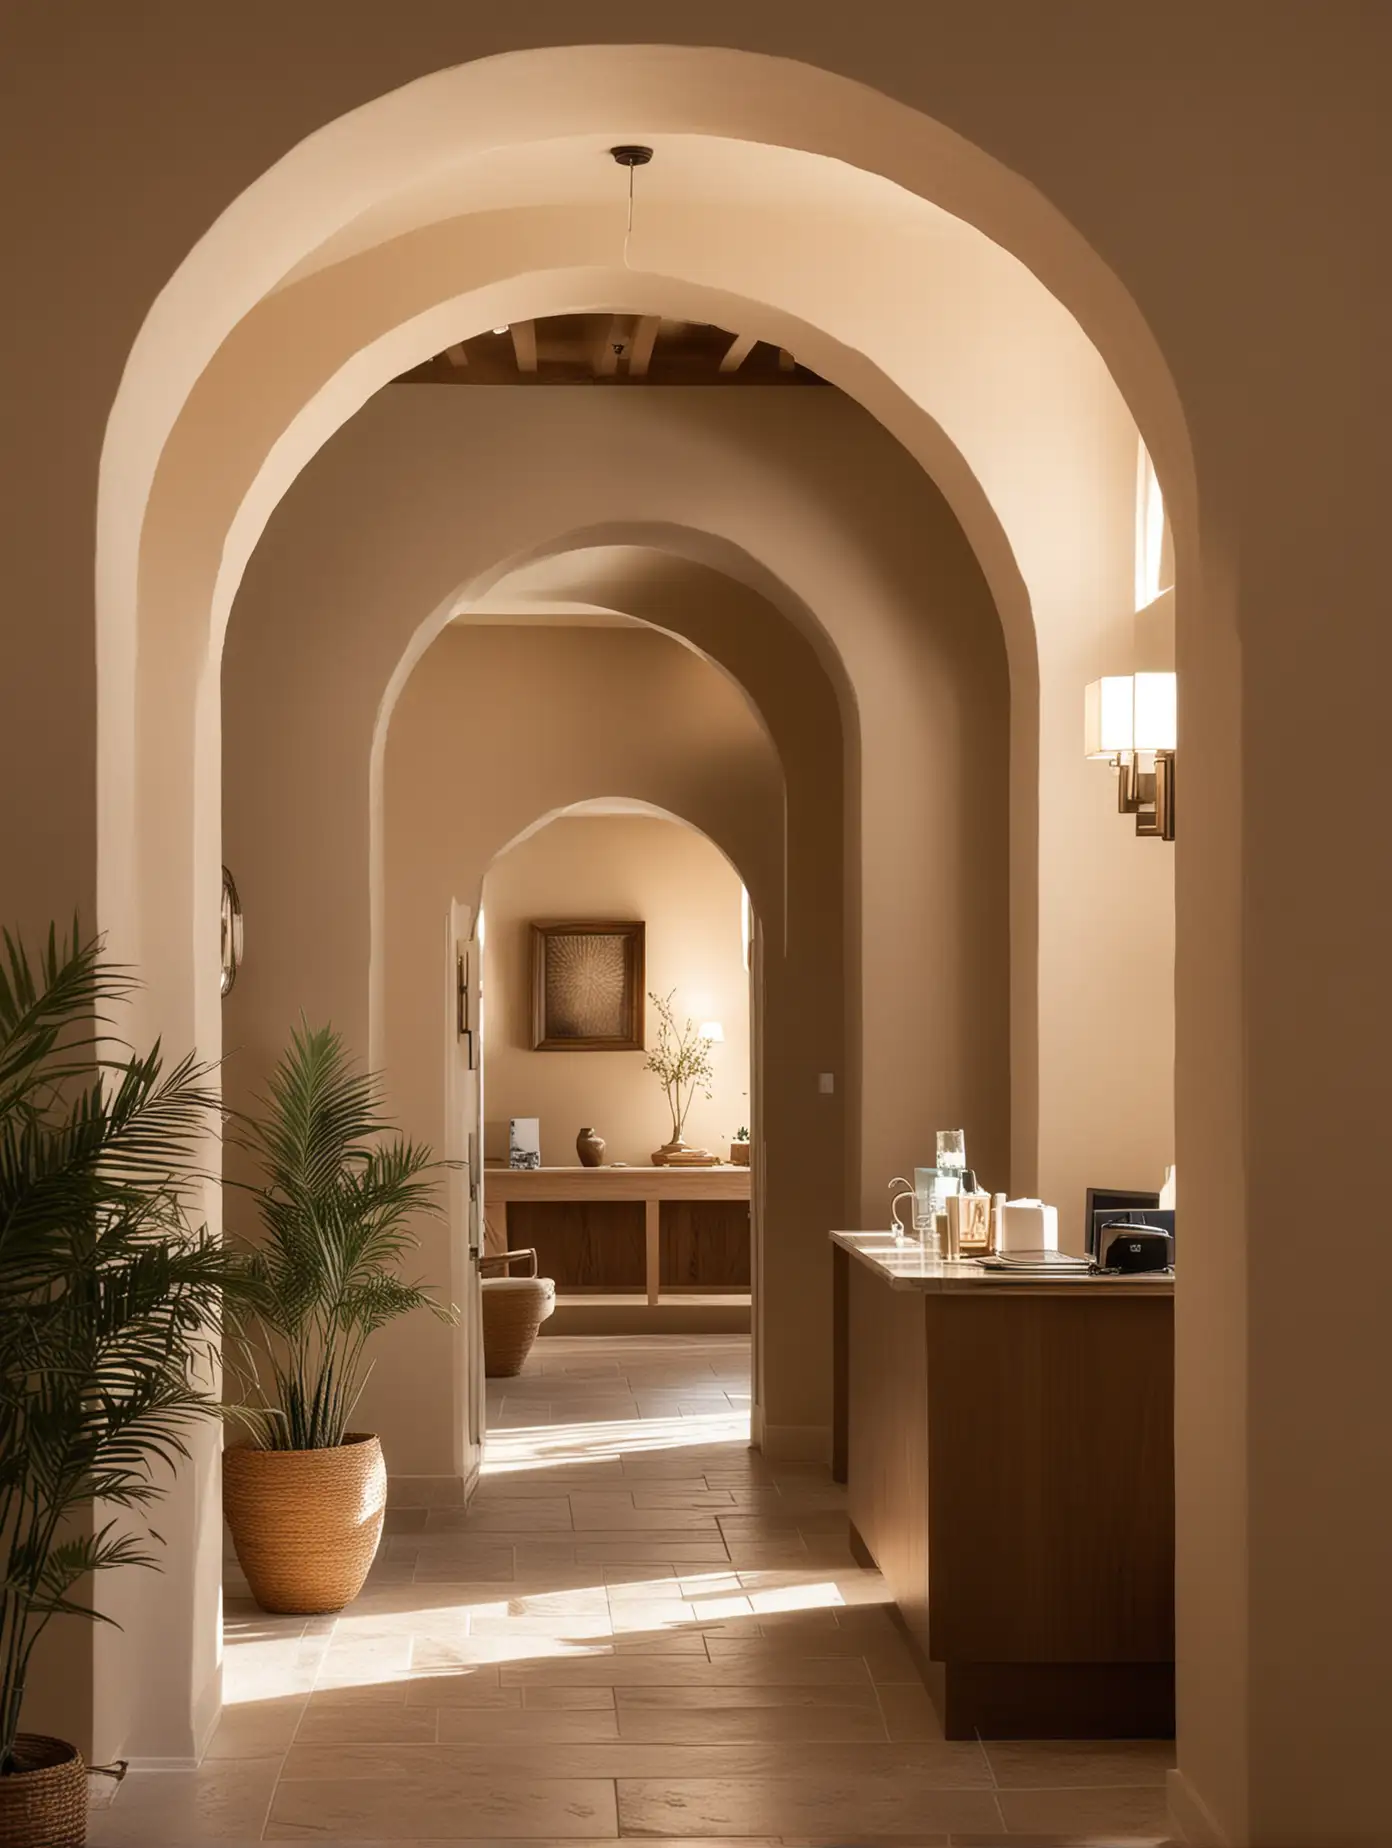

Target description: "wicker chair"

left=480, top=1247, right=556, bottom=1377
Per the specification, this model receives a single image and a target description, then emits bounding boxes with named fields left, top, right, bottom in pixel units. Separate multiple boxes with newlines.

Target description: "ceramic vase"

left=576, top=1127, right=606, bottom=1167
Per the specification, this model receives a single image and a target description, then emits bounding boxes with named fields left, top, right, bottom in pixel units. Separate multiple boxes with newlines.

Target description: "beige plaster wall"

left=298, top=607, right=840, bottom=1475
left=10, top=14, right=1391, bottom=1840
left=221, top=389, right=1014, bottom=1477
left=481, top=816, right=751, bottom=1169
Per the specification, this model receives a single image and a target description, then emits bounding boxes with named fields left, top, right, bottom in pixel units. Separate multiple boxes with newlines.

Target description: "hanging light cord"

left=610, top=146, right=652, bottom=271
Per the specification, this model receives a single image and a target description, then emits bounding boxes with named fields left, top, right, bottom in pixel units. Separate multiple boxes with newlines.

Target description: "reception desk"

left=831, top=1230, right=1174, bottom=1739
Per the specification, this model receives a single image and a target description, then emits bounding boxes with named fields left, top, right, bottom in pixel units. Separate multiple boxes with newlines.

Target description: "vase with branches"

left=0, top=923, right=235, bottom=1828
left=642, top=990, right=717, bottom=1165
left=222, top=1021, right=453, bottom=1613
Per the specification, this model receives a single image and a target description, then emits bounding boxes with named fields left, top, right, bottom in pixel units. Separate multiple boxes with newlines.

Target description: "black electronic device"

left=1098, top=1223, right=1174, bottom=1273
left=1085, top=1186, right=1161, bottom=1261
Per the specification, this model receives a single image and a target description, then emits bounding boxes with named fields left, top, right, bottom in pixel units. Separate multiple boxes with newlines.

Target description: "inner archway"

left=93, top=37, right=1203, bottom=1814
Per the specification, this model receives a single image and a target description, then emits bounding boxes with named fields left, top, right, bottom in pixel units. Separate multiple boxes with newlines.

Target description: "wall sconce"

left=698, top=1020, right=725, bottom=1044
left=1084, top=672, right=1176, bottom=840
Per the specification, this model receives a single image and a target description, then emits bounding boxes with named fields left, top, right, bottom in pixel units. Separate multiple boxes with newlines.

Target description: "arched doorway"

left=91, top=41, right=1196, bottom=1812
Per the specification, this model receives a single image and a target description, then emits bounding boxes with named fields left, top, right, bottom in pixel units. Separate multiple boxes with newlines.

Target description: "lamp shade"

left=698, top=1020, right=724, bottom=1043
left=1084, top=676, right=1135, bottom=758
left=1133, top=671, right=1177, bottom=751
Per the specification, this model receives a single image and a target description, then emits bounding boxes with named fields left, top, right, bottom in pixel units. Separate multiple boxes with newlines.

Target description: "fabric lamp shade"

left=1084, top=676, right=1135, bottom=757
left=1133, top=671, right=1178, bottom=751
left=698, top=1020, right=724, bottom=1042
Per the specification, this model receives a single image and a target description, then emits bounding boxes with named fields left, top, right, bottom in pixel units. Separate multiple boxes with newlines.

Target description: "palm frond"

left=0, top=921, right=234, bottom=1772
left=229, top=1021, right=454, bottom=1452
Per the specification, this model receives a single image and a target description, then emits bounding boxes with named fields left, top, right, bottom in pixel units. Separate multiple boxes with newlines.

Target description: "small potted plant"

left=730, top=1125, right=751, bottom=1166
left=223, top=1023, right=452, bottom=1615
left=643, top=990, right=718, bottom=1165
left=0, top=925, right=236, bottom=1848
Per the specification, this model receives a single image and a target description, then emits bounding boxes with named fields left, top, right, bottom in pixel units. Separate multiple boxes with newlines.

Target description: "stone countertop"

left=829, top=1228, right=1174, bottom=1296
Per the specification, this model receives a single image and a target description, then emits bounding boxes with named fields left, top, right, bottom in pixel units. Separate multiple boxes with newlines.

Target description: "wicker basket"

left=0, top=1734, right=86, bottom=1848
left=222, top=1432, right=386, bottom=1615
left=481, top=1249, right=555, bottom=1377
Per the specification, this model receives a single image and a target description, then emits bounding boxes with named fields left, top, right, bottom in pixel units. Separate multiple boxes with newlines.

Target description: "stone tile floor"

left=90, top=1335, right=1178, bottom=1845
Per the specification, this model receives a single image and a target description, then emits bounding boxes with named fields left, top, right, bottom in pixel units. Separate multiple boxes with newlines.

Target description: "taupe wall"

left=11, top=13, right=1390, bottom=1838
left=222, top=391, right=1012, bottom=1470
left=365, top=618, right=814, bottom=1472
left=481, top=815, right=751, bottom=1169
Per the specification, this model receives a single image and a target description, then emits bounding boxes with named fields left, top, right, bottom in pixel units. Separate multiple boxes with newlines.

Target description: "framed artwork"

left=531, top=919, right=645, bottom=1051
left=508, top=1117, right=541, bottom=1170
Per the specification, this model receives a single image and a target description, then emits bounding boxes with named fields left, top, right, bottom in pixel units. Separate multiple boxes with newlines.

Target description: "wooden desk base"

left=850, top=1521, right=1173, bottom=1738
left=841, top=1250, right=1174, bottom=1741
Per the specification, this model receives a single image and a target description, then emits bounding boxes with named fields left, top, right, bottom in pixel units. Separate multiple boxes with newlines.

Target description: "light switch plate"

left=818, top=1072, right=835, bottom=1094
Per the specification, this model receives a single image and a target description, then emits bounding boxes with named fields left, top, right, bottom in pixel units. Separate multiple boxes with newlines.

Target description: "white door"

left=446, top=900, right=486, bottom=1491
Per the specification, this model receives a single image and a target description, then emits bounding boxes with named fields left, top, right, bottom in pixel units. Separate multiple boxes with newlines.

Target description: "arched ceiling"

left=280, top=133, right=964, bottom=288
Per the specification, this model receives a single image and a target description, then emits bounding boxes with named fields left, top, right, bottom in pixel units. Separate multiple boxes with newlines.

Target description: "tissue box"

left=998, top=1200, right=1059, bottom=1253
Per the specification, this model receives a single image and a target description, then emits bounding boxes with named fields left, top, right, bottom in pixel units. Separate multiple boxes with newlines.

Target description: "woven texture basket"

left=0, top=1734, right=86, bottom=1848
left=223, top=1432, right=386, bottom=1615
left=481, top=1249, right=555, bottom=1377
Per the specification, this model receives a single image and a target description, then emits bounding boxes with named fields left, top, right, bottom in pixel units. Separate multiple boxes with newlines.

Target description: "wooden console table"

left=485, top=1166, right=751, bottom=1305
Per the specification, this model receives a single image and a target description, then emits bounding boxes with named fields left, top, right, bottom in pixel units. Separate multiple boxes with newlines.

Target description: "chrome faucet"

left=888, top=1175, right=916, bottom=1241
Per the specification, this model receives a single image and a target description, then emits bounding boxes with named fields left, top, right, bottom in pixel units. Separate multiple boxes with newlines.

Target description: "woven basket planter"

left=223, top=1432, right=386, bottom=1615
left=0, top=1734, right=86, bottom=1848
left=481, top=1258, right=555, bottom=1378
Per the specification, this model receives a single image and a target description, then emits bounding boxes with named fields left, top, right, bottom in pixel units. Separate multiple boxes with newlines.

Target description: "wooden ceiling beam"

left=628, top=316, right=661, bottom=378
left=719, top=331, right=759, bottom=374
left=510, top=320, right=538, bottom=374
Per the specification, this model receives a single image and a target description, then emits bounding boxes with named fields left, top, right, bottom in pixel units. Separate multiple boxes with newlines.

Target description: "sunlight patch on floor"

left=479, top=1409, right=750, bottom=1474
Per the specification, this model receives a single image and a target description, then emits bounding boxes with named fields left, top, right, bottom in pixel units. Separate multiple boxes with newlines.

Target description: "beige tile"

left=604, top=1598, right=693, bottom=1630
left=437, top=1705, right=622, bottom=1743
left=602, top=1574, right=686, bottom=1600
left=615, top=1773, right=1002, bottom=1837
left=295, top=1701, right=440, bottom=1743
left=466, top=1611, right=613, bottom=1637
left=994, top=1781, right=1173, bottom=1836
left=283, top=1737, right=991, bottom=1784
left=610, top=1631, right=712, bottom=1655
left=616, top=1703, right=890, bottom=1744
left=522, top=1685, right=616, bottom=1709
left=984, top=1737, right=1176, bottom=1787
left=267, top=1770, right=618, bottom=1838
left=304, top=1680, right=410, bottom=1708
left=630, top=1487, right=737, bottom=1508
left=575, top=1539, right=732, bottom=1565
left=403, top=1670, right=522, bottom=1708
left=722, top=1542, right=813, bottom=1567
left=429, top=1499, right=575, bottom=1531
left=876, top=1681, right=946, bottom=1741
left=500, top=1653, right=871, bottom=1687
left=615, top=1681, right=881, bottom=1709
left=705, top=1631, right=919, bottom=1673
left=86, top=1758, right=280, bottom=1844
left=201, top=1692, right=306, bottom=1757
left=570, top=1503, right=723, bottom=1531
left=411, top=1555, right=519, bottom=1583
left=412, top=1635, right=612, bottom=1670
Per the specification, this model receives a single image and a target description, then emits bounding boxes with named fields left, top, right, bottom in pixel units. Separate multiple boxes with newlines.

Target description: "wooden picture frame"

left=531, top=919, right=645, bottom=1052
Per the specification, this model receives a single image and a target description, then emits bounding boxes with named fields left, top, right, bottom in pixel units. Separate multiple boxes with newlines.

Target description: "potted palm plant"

left=223, top=1023, right=451, bottom=1615
left=0, top=925, right=234, bottom=1848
